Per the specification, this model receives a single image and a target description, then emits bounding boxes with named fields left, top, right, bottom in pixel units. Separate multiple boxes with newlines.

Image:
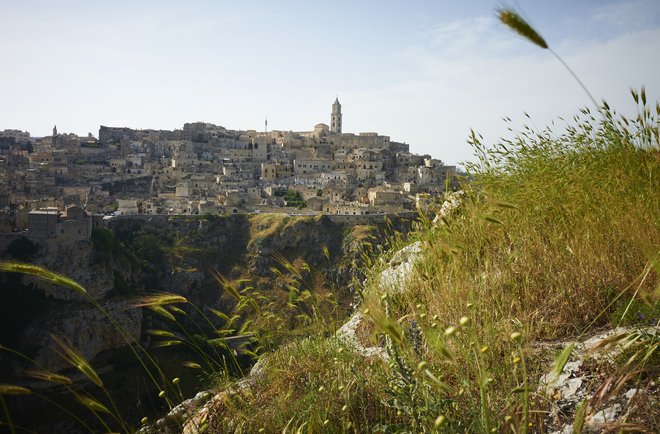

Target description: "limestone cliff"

left=1, top=213, right=414, bottom=376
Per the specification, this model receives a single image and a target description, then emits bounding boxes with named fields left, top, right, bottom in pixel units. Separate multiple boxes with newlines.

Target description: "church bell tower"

left=331, top=97, right=342, bottom=133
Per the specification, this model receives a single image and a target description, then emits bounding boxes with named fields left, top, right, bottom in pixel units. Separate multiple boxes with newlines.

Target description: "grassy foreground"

left=204, top=94, right=659, bottom=433
left=0, top=95, right=657, bottom=433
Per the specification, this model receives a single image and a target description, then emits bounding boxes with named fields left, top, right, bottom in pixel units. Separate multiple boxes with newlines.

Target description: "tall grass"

left=2, top=95, right=656, bottom=432
left=201, top=93, right=658, bottom=432
left=361, top=93, right=659, bottom=431
left=0, top=263, right=257, bottom=433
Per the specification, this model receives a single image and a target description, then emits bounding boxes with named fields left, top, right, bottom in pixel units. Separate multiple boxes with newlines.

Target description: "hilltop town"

left=0, top=99, right=456, bottom=241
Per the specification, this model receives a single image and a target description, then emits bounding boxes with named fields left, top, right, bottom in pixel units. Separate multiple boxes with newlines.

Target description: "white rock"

left=625, top=388, right=638, bottom=401
left=337, top=241, right=428, bottom=360
left=432, top=191, right=464, bottom=225
left=379, top=241, right=424, bottom=293
left=249, top=357, right=265, bottom=378
left=336, top=312, right=387, bottom=359
left=539, top=360, right=583, bottom=398
left=550, top=424, right=573, bottom=434
left=586, top=403, right=621, bottom=429
left=561, top=378, right=583, bottom=399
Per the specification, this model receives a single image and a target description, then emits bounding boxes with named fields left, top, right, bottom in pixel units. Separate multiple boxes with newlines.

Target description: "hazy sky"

left=1, top=0, right=659, bottom=165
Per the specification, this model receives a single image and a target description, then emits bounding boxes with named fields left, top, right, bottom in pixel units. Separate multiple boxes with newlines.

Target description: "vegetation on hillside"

left=0, top=93, right=657, bottom=432
left=5, top=237, right=39, bottom=262
left=0, top=10, right=657, bottom=428
left=204, top=93, right=659, bottom=433
left=274, top=189, right=307, bottom=208
left=0, top=95, right=657, bottom=432
left=0, top=213, right=404, bottom=432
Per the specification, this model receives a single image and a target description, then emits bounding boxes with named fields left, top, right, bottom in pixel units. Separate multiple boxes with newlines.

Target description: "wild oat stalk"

left=0, top=261, right=181, bottom=430
left=0, top=262, right=86, bottom=295
left=497, top=8, right=599, bottom=110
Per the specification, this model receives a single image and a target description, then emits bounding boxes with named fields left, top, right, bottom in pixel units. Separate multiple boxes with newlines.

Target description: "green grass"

left=206, top=338, right=396, bottom=433
left=203, top=94, right=659, bottom=432
left=1, top=91, right=658, bottom=432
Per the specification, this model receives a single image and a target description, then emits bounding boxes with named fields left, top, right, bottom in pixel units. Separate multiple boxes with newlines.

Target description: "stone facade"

left=27, top=205, right=92, bottom=241
left=0, top=99, right=456, bottom=227
left=331, top=97, right=342, bottom=133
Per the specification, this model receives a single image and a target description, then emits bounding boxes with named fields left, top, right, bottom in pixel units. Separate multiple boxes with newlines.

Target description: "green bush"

left=5, top=237, right=38, bottom=261
left=283, top=190, right=307, bottom=208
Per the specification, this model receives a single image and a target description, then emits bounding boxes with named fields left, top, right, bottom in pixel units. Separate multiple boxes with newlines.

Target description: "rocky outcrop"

left=539, top=327, right=659, bottom=433
left=21, top=299, right=142, bottom=372
left=0, top=234, right=144, bottom=375
left=337, top=240, right=425, bottom=358
left=137, top=355, right=268, bottom=434
left=27, top=239, right=116, bottom=300
left=432, top=190, right=464, bottom=225
left=336, top=311, right=387, bottom=359
left=379, top=241, right=424, bottom=293
left=247, top=216, right=343, bottom=275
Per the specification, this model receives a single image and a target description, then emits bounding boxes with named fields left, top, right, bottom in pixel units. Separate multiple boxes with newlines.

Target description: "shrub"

left=5, top=237, right=38, bottom=261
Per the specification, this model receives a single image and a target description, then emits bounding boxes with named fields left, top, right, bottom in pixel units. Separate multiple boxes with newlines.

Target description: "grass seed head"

left=25, top=370, right=72, bottom=385
left=76, top=395, right=111, bottom=414
left=0, top=262, right=87, bottom=295
left=498, top=9, right=548, bottom=49
left=0, top=384, right=31, bottom=395
left=52, top=335, right=102, bottom=387
left=132, top=292, right=188, bottom=307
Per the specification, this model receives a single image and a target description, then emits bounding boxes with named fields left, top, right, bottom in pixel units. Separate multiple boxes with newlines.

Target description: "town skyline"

left=1, top=96, right=457, bottom=236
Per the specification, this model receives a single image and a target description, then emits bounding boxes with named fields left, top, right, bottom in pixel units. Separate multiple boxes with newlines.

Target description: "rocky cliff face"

left=1, top=214, right=414, bottom=376
left=1, top=235, right=144, bottom=373
left=28, top=239, right=116, bottom=300
left=21, top=299, right=142, bottom=372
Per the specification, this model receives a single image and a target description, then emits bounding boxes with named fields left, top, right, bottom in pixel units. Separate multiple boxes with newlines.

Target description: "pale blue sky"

left=1, top=0, right=659, bottom=164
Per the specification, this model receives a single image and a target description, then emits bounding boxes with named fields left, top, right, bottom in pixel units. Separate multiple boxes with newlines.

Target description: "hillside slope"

left=200, top=98, right=659, bottom=433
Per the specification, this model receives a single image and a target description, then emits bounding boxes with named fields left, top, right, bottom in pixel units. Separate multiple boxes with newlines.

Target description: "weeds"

left=0, top=22, right=658, bottom=430
left=199, top=90, right=659, bottom=432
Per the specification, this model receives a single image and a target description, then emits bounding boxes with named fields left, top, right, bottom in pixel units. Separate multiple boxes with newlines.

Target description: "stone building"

left=27, top=208, right=59, bottom=238
left=27, top=205, right=92, bottom=241
left=261, top=161, right=291, bottom=180
left=331, top=97, right=342, bottom=133
left=368, top=188, right=402, bottom=206
left=293, top=158, right=333, bottom=176
left=0, top=129, right=30, bottom=144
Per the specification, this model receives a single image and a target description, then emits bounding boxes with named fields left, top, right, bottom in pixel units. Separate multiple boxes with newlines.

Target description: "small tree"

left=6, top=237, right=38, bottom=261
